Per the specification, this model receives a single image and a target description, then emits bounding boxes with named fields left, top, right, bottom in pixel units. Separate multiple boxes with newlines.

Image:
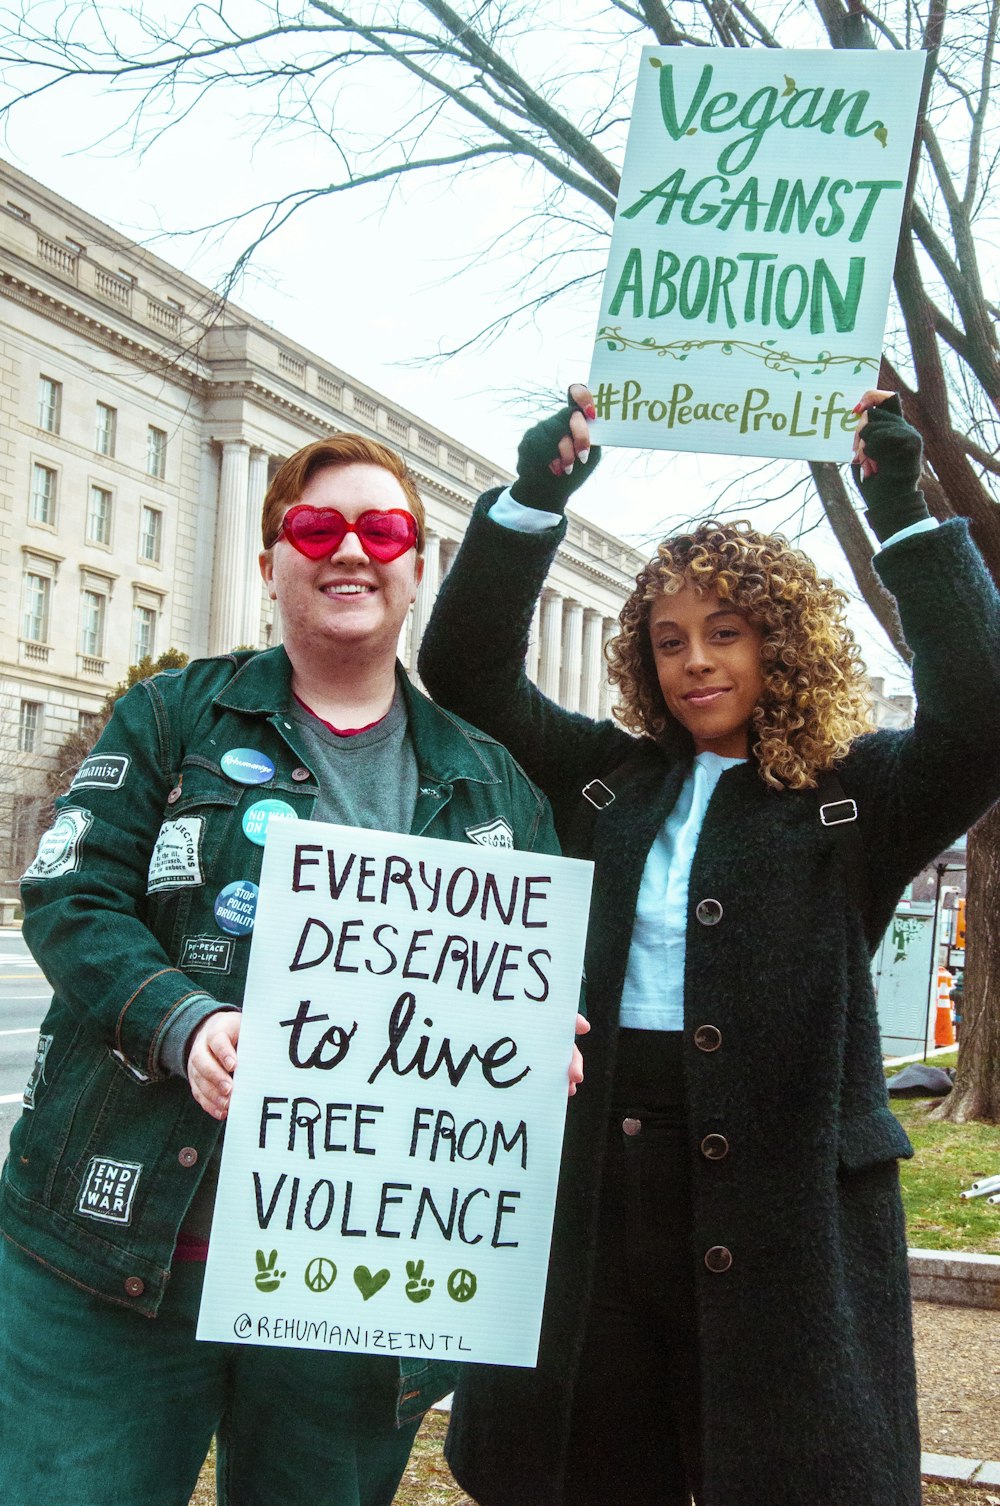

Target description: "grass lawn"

left=889, top=1053, right=1000, bottom=1253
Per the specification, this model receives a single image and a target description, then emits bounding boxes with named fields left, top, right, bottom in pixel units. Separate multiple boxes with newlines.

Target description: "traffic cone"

left=934, top=967, right=956, bottom=1047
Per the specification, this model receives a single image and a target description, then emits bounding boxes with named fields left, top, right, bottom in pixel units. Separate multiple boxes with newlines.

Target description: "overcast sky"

left=0, top=23, right=913, bottom=691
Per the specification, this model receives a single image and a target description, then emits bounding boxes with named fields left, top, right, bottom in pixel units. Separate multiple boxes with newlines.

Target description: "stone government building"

left=0, top=159, right=647, bottom=887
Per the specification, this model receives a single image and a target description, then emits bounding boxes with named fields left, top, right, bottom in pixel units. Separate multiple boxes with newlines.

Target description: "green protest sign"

left=197, top=819, right=592, bottom=1368
left=588, top=48, right=925, bottom=460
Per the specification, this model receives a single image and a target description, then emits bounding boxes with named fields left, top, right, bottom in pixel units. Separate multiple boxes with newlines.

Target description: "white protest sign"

left=588, top=48, right=925, bottom=460
left=198, top=820, right=593, bottom=1368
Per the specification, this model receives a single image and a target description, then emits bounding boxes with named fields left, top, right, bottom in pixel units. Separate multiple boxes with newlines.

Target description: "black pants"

left=564, top=1031, right=703, bottom=1506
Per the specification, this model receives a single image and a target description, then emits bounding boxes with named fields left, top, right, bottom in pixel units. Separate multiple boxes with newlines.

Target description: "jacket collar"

left=211, top=647, right=499, bottom=788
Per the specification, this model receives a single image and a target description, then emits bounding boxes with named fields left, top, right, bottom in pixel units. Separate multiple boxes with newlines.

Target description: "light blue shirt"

left=487, top=491, right=937, bottom=1029
left=619, top=750, right=745, bottom=1029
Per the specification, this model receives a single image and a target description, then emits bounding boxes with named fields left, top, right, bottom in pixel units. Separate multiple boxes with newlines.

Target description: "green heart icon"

left=354, top=1265, right=391, bottom=1300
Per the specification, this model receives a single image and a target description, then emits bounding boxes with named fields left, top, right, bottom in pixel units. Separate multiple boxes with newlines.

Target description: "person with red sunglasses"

left=4, top=431, right=569, bottom=1506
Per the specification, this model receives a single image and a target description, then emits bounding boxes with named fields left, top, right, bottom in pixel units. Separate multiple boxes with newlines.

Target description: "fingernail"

left=549, top=460, right=562, bottom=476
left=579, top=448, right=590, bottom=466
left=852, top=403, right=864, bottom=414
left=563, top=462, right=574, bottom=475
left=585, top=405, right=597, bottom=421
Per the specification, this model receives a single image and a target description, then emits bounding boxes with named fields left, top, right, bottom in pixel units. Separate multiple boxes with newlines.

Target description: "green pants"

left=0, top=1235, right=420, bottom=1506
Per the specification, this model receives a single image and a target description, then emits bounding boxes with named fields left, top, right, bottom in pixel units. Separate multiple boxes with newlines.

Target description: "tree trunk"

left=935, top=800, right=1000, bottom=1123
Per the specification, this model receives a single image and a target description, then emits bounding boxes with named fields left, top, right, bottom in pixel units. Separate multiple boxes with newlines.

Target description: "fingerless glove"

left=509, top=406, right=601, bottom=513
left=851, top=394, right=930, bottom=543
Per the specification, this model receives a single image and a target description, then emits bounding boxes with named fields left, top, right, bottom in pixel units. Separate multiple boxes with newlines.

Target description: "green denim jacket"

left=4, top=648, right=557, bottom=1421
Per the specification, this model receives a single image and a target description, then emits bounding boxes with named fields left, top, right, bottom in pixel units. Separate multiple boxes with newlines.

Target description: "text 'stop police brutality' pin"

left=214, top=881, right=259, bottom=936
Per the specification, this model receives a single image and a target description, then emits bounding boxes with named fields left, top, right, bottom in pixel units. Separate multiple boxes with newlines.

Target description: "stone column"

left=559, top=600, right=584, bottom=711
left=538, top=590, right=563, bottom=700
left=210, top=439, right=251, bottom=655
left=599, top=618, right=617, bottom=719
left=240, top=449, right=269, bottom=647
left=526, top=600, right=542, bottom=684
left=410, top=531, right=441, bottom=668
left=581, top=608, right=605, bottom=717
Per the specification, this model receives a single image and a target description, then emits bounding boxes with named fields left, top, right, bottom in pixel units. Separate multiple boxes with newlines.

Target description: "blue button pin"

left=214, top=881, right=259, bottom=936
left=221, top=749, right=275, bottom=786
left=242, top=799, right=298, bottom=847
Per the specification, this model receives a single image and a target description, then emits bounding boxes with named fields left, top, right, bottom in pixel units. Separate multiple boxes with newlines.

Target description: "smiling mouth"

left=322, top=583, right=375, bottom=596
left=684, top=688, right=730, bottom=705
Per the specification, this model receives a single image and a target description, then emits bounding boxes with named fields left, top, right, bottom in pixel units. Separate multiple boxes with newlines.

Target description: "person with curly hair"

left=418, top=386, right=1000, bottom=1506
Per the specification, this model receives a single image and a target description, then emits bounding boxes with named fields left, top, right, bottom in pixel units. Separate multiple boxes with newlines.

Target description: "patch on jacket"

left=147, top=817, right=205, bottom=893
left=22, top=807, right=93, bottom=881
left=76, top=1157, right=143, bottom=1225
left=179, top=934, right=234, bottom=974
left=70, top=754, right=130, bottom=791
left=465, top=818, right=514, bottom=849
left=22, top=1033, right=53, bottom=1110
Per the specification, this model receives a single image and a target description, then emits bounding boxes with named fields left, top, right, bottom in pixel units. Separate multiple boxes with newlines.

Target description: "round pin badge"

left=214, top=880, right=260, bottom=936
left=242, top=798, right=298, bottom=847
left=220, top=748, right=275, bottom=786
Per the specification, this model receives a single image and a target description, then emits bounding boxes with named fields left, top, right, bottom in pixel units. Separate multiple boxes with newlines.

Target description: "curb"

left=909, top=1248, right=1000, bottom=1310
left=922, top=1452, right=1000, bottom=1487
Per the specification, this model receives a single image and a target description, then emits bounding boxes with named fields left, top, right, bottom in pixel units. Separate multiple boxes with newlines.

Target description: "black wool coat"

left=419, top=503, right=1000, bottom=1506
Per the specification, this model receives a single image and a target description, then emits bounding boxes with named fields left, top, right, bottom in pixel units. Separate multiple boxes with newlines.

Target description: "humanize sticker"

left=147, top=817, right=205, bottom=893
left=76, top=1157, right=143, bottom=1225
left=180, top=934, right=235, bottom=974
left=465, top=818, right=514, bottom=849
left=22, top=808, right=93, bottom=881
left=70, top=754, right=131, bottom=791
left=22, top=1033, right=53, bottom=1110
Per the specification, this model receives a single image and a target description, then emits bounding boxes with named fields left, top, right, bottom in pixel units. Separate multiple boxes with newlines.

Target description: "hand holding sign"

left=188, top=1010, right=241, bottom=1119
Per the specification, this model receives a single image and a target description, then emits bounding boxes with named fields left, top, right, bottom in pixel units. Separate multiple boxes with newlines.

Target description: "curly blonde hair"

left=606, top=519, right=874, bottom=789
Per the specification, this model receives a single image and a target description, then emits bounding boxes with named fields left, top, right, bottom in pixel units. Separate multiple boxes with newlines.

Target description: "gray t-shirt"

left=288, top=689, right=418, bottom=833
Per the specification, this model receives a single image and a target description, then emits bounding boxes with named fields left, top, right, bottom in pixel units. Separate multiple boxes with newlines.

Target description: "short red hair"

left=261, top=433, right=425, bottom=553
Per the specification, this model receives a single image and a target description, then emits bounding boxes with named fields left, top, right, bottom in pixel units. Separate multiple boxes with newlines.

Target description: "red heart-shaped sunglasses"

left=277, top=505, right=418, bottom=562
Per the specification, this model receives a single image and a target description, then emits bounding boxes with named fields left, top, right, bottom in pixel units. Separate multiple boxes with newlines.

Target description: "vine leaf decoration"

left=596, top=327, right=877, bottom=377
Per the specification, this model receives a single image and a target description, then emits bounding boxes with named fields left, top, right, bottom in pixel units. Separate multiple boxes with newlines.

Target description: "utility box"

left=873, top=901, right=935, bottom=1056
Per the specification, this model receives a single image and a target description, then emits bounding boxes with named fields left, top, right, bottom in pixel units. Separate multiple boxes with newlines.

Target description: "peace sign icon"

left=447, top=1267, right=478, bottom=1303
left=305, top=1257, right=338, bottom=1293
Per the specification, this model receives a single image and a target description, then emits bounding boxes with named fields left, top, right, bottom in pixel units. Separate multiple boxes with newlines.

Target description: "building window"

left=87, top=484, right=113, bottom=546
left=132, top=604, right=157, bottom=662
left=80, top=589, right=107, bottom=658
left=147, top=425, right=167, bottom=478
left=29, top=463, right=57, bottom=525
left=37, top=376, right=61, bottom=433
left=139, top=505, right=163, bottom=563
left=78, top=709, right=102, bottom=739
left=22, top=571, right=51, bottom=642
left=18, top=700, right=43, bottom=754
left=95, top=402, right=117, bottom=457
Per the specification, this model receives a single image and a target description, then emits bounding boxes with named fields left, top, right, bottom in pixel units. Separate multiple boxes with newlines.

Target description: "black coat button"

left=622, top=1117, right=642, bottom=1137
left=694, top=1024, right=722, bottom=1052
left=704, top=1246, right=733, bottom=1273
left=700, top=1133, right=730, bottom=1161
left=291, top=767, right=311, bottom=782
left=178, top=1147, right=198, bottom=1168
left=166, top=784, right=182, bottom=805
left=695, top=898, right=723, bottom=926
left=124, top=1276, right=145, bottom=1297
